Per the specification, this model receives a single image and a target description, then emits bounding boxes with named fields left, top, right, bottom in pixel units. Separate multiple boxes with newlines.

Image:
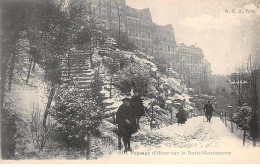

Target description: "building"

left=87, top=0, right=211, bottom=88
left=88, top=0, right=127, bottom=32
left=87, top=0, right=176, bottom=58
left=152, top=24, right=176, bottom=62
left=173, top=43, right=204, bottom=87
left=203, top=59, right=212, bottom=80
left=125, top=6, right=153, bottom=54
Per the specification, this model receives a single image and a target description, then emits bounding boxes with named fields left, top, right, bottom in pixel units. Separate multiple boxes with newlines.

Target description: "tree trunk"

left=8, top=54, right=16, bottom=92
left=90, top=50, right=93, bottom=68
left=118, top=17, right=121, bottom=44
left=243, top=129, right=246, bottom=146
left=26, top=56, right=33, bottom=83
left=43, top=86, right=55, bottom=128
left=1, top=56, right=11, bottom=112
left=1, top=65, right=7, bottom=116
left=32, top=59, right=36, bottom=72
left=86, top=131, right=91, bottom=160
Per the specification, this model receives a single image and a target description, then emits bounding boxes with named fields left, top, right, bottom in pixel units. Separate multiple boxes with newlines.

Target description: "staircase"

left=61, top=50, right=94, bottom=96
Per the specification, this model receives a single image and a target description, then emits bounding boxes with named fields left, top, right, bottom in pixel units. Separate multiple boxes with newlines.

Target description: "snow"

left=122, top=51, right=157, bottom=71
left=97, top=116, right=260, bottom=163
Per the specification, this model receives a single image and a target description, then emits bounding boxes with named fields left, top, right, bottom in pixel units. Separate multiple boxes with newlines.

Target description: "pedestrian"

left=131, top=91, right=145, bottom=130
left=204, top=100, right=214, bottom=122
left=176, top=104, right=187, bottom=126
left=116, top=97, right=136, bottom=152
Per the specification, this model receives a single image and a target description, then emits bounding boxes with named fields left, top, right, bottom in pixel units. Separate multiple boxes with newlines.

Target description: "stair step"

left=61, top=67, right=91, bottom=71
left=72, top=76, right=94, bottom=80
left=76, top=79, right=93, bottom=84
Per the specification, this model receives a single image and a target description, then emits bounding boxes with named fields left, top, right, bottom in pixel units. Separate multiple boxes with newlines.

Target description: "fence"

left=220, top=110, right=249, bottom=146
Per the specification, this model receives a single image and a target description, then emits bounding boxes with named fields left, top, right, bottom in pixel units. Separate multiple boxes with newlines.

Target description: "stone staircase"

left=61, top=50, right=94, bottom=96
left=59, top=49, right=121, bottom=124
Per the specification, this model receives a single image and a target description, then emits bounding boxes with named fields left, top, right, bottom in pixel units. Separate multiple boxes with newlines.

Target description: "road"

left=98, top=116, right=260, bottom=163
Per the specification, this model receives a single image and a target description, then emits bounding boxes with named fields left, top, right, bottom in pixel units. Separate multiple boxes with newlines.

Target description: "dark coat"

left=131, top=95, right=145, bottom=118
left=204, top=103, right=213, bottom=116
left=116, top=104, right=136, bottom=137
left=176, top=108, right=187, bottom=124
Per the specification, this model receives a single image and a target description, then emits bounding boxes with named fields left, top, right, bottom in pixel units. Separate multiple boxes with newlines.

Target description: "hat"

left=122, top=97, right=131, bottom=102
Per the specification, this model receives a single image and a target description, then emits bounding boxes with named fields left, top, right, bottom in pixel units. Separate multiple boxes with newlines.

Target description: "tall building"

left=125, top=6, right=153, bottom=54
left=87, top=0, right=176, bottom=58
left=152, top=24, right=176, bottom=62
left=87, top=0, right=211, bottom=88
left=203, top=59, right=212, bottom=79
left=88, top=0, right=127, bottom=32
left=173, top=43, right=204, bottom=87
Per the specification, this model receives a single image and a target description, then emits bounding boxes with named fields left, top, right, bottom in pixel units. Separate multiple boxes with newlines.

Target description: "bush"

left=1, top=107, right=18, bottom=159
left=51, top=85, right=103, bottom=147
left=102, top=56, right=120, bottom=74
left=157, top=94, right=166, bottom=109
left=114, top=63, right=151, bottom=95
left=30, top=104, right=53, bottom=151
left=233, top=106, right=251, bottom=130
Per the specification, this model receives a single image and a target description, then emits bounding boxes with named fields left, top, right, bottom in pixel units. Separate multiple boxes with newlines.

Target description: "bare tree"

left=112, top=0, right=127, bottom=43
left=246, top=55, right=260, bottom=146
left=230, top=66, right=247, bottom=107
left=230, top=54, right=260, bottom=146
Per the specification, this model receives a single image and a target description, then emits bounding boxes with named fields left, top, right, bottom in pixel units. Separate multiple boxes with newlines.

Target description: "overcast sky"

left=126, top=0, right=260, bottom=75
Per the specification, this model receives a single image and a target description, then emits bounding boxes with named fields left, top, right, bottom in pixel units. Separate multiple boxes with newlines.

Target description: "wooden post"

left=243, top=129, right=246, bottom=146
left=118, top=135, right=122, bottom=150
left=170, top=112, right=173, bottom=125
left=112, top=113, right=116, bottom=124
left=231, top=110, right=233, bottom=133
left=109, top=75, right=112, bottom=98
left=225, top=112, right=227, bottom=126
left=150, top=101, right=154, bottom=130
left=86, top=131, right=91, bottom=160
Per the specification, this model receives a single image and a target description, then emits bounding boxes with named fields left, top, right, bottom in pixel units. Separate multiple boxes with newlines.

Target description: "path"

left=97, top=116, right=260, bottom=163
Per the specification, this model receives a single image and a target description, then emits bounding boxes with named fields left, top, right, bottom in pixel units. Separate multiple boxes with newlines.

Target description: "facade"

left=88, top=0, right=210, bottom=88
left=173, top=43, right=204, bottom=87
left=152, top=24, right=176, bottom=62
left=125, top=6, right=153, bottom=54
left=203, top=59, right=212, bottom=79
left=87, top=0, right=176, bottom=58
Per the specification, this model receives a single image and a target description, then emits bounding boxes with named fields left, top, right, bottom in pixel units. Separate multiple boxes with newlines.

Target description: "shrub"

left=157, top=94, right=166, bottom=109
left=1, top=107, right=18, bottom=159
left=114, top=63, right=151, bottom=95
left=30, top=104, right=53, bottom=151
left=51, top=85, right=103, bottom=147
left=233, top=106, right=251, bottom=130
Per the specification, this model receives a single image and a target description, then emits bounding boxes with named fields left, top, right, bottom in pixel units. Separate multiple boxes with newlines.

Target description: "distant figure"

left=131, top=91, right=145, bottom=129
left=176, top=105, right=187, bottom=126
left=116, top=97, right=136, bottom=152
left=204, top=100, right=214, bottom=122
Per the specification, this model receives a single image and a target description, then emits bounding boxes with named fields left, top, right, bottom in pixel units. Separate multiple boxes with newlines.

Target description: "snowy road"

left=97, top=116, right=260, bottom=163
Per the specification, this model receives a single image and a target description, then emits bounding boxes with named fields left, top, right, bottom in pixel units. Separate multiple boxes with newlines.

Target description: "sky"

left=126, top=0, right=260, bottom=75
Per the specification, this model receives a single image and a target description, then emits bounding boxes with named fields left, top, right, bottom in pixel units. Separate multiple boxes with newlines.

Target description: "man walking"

left=204, top=100, right=214, bottom=122
left=116, top=97, right=136, bottom=152
left=131, top=91, right=145, bottom=129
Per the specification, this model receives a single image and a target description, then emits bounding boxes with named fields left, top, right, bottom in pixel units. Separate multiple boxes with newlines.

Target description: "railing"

left=220, top=110, right=248, bottom=146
